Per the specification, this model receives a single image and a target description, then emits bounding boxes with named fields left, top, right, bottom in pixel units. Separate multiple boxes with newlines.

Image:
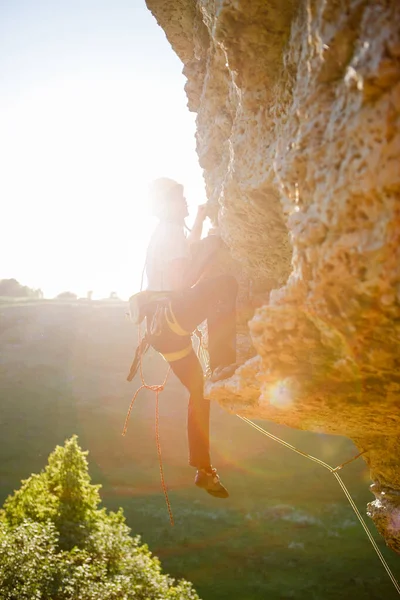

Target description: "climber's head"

left=149, top=177, right=189, bottom=222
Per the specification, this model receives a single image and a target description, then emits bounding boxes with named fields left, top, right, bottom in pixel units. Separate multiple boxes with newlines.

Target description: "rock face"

left=145, top=0, right=400, bottom=554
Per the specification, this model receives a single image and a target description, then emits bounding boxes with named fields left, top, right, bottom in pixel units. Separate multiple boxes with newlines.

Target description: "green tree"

left=0, top=436, right=199, bottom=600
left=2, top=436, right=100, bottom=550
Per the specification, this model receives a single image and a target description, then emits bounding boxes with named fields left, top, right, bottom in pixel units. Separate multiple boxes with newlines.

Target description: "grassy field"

left=0, top=301, right=399, bottom=599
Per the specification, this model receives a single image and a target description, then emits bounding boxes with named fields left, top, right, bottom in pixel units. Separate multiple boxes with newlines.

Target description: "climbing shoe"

left=195, top=467, right=229, bottom=498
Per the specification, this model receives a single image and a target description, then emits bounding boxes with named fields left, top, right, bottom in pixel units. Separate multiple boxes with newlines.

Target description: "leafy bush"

left=0, top=520, right=58, bottom=600
left=0, top=436, right=199, bottom=600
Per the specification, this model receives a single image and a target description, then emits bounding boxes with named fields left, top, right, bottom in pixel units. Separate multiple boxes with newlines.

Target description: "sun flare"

left=1, top=8, right=205, bottom=300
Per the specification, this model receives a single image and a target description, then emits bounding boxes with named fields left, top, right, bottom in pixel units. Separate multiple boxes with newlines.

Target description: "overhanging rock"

left=146, top=0, right=400, bottom=554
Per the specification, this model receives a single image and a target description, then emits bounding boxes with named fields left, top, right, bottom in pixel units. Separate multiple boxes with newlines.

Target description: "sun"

left=1, top=73, right=205, bottom=300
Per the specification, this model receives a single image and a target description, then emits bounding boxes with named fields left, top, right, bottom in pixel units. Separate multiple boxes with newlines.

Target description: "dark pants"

left=149, top=274, right=237, bottom=469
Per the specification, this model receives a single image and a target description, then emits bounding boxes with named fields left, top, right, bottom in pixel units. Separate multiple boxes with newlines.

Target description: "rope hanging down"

left=122, top=324, right=174, bottom=526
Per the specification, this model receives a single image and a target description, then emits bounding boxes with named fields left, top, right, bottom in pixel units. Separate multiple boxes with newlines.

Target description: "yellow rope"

left=198, top=339, right=399, bottom=593
left=236, top=415, right=400, bottom=595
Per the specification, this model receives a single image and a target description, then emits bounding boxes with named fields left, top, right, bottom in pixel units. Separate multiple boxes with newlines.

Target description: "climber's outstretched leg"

left=144, top=274, right=237, bottom=497
left=169, top=349, right=229, bottom=498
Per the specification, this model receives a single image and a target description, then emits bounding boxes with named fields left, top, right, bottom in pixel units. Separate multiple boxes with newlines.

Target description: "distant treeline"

left=0, top=278, right=43, bottom=298
left=0, top=279, right=122, bottom=301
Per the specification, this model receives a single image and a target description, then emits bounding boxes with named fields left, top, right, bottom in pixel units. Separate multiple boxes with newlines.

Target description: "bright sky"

left=0, top=0, right=205, bottom=299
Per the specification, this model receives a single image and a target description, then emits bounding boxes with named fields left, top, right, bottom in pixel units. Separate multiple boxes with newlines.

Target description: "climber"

left=129, top=177, right=238, bottom=498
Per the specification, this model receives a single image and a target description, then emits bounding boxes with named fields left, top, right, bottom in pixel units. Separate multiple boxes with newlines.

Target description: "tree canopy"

left=0, top=436, right=199, bottom=600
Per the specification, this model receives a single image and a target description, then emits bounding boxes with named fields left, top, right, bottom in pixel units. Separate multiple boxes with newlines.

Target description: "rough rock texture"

left=146, top=0, right=400, bottom=554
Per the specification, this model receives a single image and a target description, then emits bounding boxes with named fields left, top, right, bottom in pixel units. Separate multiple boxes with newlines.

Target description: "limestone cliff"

left=145, top=0, right=400, bottom=554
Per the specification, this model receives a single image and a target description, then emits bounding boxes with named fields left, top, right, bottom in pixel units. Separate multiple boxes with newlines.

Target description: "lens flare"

left=264, top=378, right=294, bottom=409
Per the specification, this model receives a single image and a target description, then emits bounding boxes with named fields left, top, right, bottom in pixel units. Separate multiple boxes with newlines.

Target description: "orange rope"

left=122, top=323, right=174, bottom=526
left=155, top=389, right=174, bottom=525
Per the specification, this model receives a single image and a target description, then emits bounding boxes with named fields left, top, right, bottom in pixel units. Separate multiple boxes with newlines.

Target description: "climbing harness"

left=165, top=303, right=191, bottom=336
left=126, top=293, right=193, bottom=379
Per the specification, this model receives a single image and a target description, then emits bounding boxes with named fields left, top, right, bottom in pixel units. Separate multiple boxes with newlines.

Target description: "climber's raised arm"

left=146, top=179, right=209, bottom=290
